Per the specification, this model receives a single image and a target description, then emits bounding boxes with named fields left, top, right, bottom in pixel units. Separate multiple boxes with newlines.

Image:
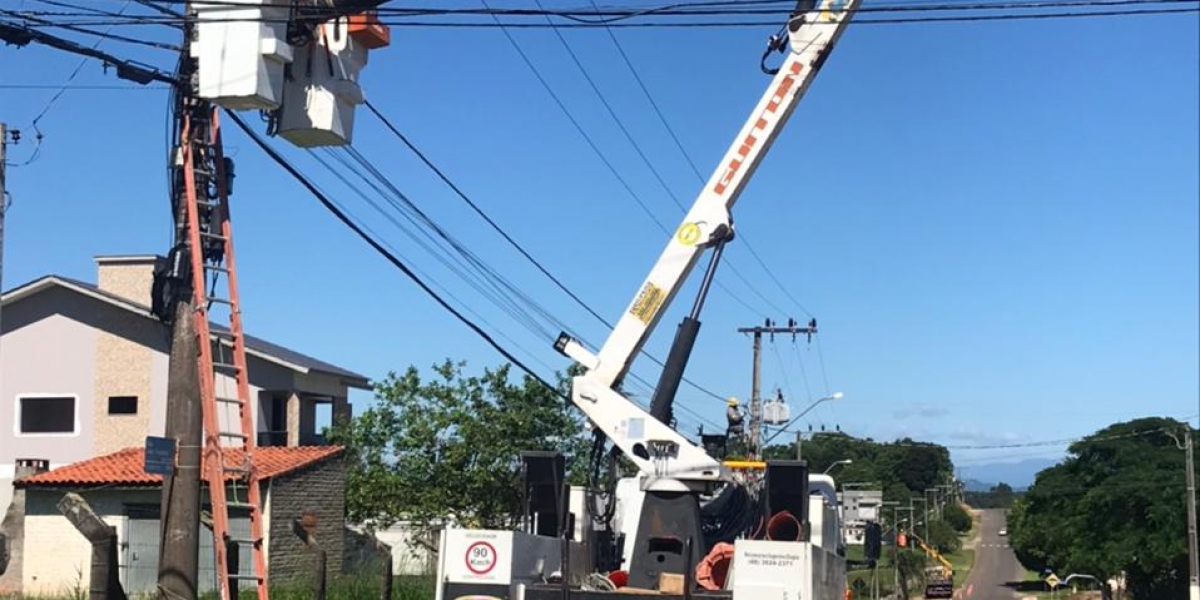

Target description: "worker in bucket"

left=725, top=397, right=745, bottom=439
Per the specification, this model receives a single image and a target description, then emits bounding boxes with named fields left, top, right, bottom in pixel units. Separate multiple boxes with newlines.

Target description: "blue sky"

left=1, top=2, right=1197, bottom=468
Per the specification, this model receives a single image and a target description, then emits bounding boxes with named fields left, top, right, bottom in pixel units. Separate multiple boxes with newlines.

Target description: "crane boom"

left=555, top=0, right=860, bottom=484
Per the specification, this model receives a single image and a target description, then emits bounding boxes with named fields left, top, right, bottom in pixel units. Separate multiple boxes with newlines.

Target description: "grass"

left=946, top=547, right=975, bottom=588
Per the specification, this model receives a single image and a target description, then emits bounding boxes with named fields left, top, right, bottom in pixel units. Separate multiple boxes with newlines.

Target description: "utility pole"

left=749, top=322, right=762, bottom=458
left=159, top=296, right=203, bottom=599
left=1186, top=429, right=1199, bottom=600
left=1, top=122, right=7, bottom=346
left=738, top=318, right=816, bottom=459
left=157, top=14, right=204, bottom=599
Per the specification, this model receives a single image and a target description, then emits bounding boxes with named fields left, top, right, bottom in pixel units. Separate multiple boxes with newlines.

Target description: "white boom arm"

left=557, top=0, right=861, bottom=485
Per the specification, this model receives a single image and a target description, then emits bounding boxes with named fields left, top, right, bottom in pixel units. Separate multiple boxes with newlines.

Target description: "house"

left=3, top=445, right=346, bottom=595
left=0, top=254, right=372, bottom=513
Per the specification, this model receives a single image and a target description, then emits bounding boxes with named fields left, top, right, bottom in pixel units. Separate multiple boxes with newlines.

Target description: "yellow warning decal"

left=630, top=283, right=665, bottom=324
left=676, top=222, right=702, bottom=246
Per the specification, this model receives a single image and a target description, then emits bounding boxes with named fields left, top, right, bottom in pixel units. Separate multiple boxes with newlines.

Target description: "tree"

left=1008, top=417, right=1197, bottom=599
left=761, top=433, right=955, bottom=503
left=964, top=482, right=1022, bottom=509
left=926, top=519, right=961, bottom=554
left=327, top=359, right=589, bottom=535
left=942, top=503, right=971, bottom=534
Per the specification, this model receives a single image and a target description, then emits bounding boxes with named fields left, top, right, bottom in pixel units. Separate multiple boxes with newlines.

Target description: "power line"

left=479, top=0, right=785, bottom=324
left=0, top=8, right=179, bottom=49
left=0, top=83, right=168, bottom=89
left=28, top=0, right=1197, bottom=19
left=587, top=0, right=817, bottom=321
left=232, top=111, right=727, bottom=434
left=363, top=100, right=730, bottom=404
left=226, top=109, right=569, bottom=400
left=25, top=2, right=1195, bottom=27
left=363, top=100, right=609, bottom=329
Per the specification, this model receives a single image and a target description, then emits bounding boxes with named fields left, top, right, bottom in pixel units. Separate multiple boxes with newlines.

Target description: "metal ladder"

left=180, top=105, right=270, bottom=600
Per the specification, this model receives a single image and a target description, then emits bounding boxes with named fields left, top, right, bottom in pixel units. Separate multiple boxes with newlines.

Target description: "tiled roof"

left=16, top=446, right=343, bottom=488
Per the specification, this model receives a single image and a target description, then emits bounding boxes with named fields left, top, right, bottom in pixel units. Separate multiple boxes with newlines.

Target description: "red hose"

left=696, top=542, right=735, bottom=590
left=766, top=511, right=802, bottom=541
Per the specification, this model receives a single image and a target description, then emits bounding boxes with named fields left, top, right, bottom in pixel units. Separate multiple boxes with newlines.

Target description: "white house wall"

left=20, top=490, right=126, bottom=596
left=0, top=289, right=98, bottom=514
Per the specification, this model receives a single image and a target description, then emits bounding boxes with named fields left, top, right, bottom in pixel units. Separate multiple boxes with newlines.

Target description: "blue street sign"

left=145, top=436, right=176, bottom=476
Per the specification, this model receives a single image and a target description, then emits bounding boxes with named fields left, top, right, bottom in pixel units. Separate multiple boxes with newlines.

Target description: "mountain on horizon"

left=958, top=457, right=1061, bottom=490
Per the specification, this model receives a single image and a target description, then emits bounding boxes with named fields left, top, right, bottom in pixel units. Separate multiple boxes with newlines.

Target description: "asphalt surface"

left=958, top=509, right=1027, bottom=600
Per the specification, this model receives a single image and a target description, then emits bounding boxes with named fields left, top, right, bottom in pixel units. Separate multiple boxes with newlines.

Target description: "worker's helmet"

left=727, top=397, right=739, bottom=407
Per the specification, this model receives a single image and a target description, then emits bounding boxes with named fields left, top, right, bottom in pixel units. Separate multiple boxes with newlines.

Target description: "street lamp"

left=824, top=459, right=852, bottom=475
left=762, top=392, right=844, bottom=451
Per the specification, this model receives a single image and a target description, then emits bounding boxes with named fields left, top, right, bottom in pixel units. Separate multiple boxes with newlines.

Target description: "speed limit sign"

left=465, top=541, right=497, bottom=575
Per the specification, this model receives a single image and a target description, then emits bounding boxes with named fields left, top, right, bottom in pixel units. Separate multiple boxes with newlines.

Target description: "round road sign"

left=465, top=541, right=497, bottom=575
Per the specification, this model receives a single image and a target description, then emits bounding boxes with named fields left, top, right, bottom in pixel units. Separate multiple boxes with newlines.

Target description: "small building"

left=0, top=254, right=371, bottom=513
left=838, top=489, right=883, bottom=546
left=3, top=445, right=346, bottom=596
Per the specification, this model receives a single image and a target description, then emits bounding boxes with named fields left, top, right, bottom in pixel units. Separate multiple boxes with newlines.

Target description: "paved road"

left=959, top=509, right=1026, bottom=600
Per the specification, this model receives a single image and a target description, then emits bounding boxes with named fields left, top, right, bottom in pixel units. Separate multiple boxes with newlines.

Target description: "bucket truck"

left=435, top=0, right=861, bottom=597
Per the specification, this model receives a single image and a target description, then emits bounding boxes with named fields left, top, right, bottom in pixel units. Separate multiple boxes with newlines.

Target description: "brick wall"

left=267, top=454, right=346, bottom=584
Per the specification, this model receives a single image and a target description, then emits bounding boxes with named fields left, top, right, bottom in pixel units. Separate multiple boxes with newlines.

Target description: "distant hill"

left=962, top=478, right=994, bottom=493
left=958, top=458, right=1060, bottom=490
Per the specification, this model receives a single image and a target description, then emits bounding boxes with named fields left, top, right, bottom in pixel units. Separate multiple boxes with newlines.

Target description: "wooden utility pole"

left=737, top=318, right=816, bottom=459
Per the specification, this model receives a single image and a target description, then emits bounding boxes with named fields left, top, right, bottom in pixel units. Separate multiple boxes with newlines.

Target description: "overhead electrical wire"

left=312, top=148, right=558, bottom=341
left=226, top=109, right=570, bottom=398
left=243, top=113, right=724, bottom=432
left=0, top=8, right=179, bottom=49
left=0, top=83, right=169, bottom=89
left=308, top=152, right=566, bottom=375
left=4, top=0, right=136, bottom=168
left=14, top=0, right=1197, bottom=28
left=363, top=101, right=730, bottom=404
left=585, top=0, right=817, bottom=321
left=479, top=0, right=793, bottom=326
left=279, top=110, right=725, bottom=428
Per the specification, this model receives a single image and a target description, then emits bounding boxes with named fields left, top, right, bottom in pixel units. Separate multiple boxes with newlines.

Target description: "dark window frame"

left=108, top=395, right=139, bottom=415
left=17, top=395, right=78, bottom=435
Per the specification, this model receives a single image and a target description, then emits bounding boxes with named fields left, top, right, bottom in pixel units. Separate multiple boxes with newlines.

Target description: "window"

left=108, top=396, right=138, bottom=415
left=18, top=396, right=77, bottom=434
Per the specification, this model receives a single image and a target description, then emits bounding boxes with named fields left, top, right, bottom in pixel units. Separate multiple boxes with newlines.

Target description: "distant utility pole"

left=1186, top=429, right=1199, bottom=600
left=1167, top=427, right=1199, bottom=600
left=737, top=318, right=816, bottom=459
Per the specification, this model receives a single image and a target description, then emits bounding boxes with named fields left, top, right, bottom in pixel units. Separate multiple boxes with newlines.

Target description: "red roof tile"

left=16, top=446, right=343, bottom=488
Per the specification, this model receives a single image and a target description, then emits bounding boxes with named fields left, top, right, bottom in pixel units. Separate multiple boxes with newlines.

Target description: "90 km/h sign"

left=465, top=541, right=497, bottom=575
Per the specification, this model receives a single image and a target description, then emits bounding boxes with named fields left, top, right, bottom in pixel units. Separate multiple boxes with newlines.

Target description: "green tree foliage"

left=1007, top=417, right=1196, bottom=599
left=326, top=360, right=588, bottom=533
left=762, top=433, right=954, bottom=503
left=942, top=503, right=972, bottom=534
left=925, top=519, right=961, bottom=554
left=964, top=482, right=1020, bottom=509
left=895, top=548, right=929, bottom=600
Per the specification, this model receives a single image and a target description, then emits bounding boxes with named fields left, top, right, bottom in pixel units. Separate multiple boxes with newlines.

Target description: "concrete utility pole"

left=1186, top=429, right=1199, bottom=600
left=159, top=298, right=203, bottom=599
left=157, top=15, right=204, bottom=596
left=738, top=318, right=816, bottom=459
left=1, top=122, right=7, bottom=345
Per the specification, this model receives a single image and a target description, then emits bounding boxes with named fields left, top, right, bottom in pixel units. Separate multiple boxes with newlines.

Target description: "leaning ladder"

left=180, top=106, right=270, bottom=600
